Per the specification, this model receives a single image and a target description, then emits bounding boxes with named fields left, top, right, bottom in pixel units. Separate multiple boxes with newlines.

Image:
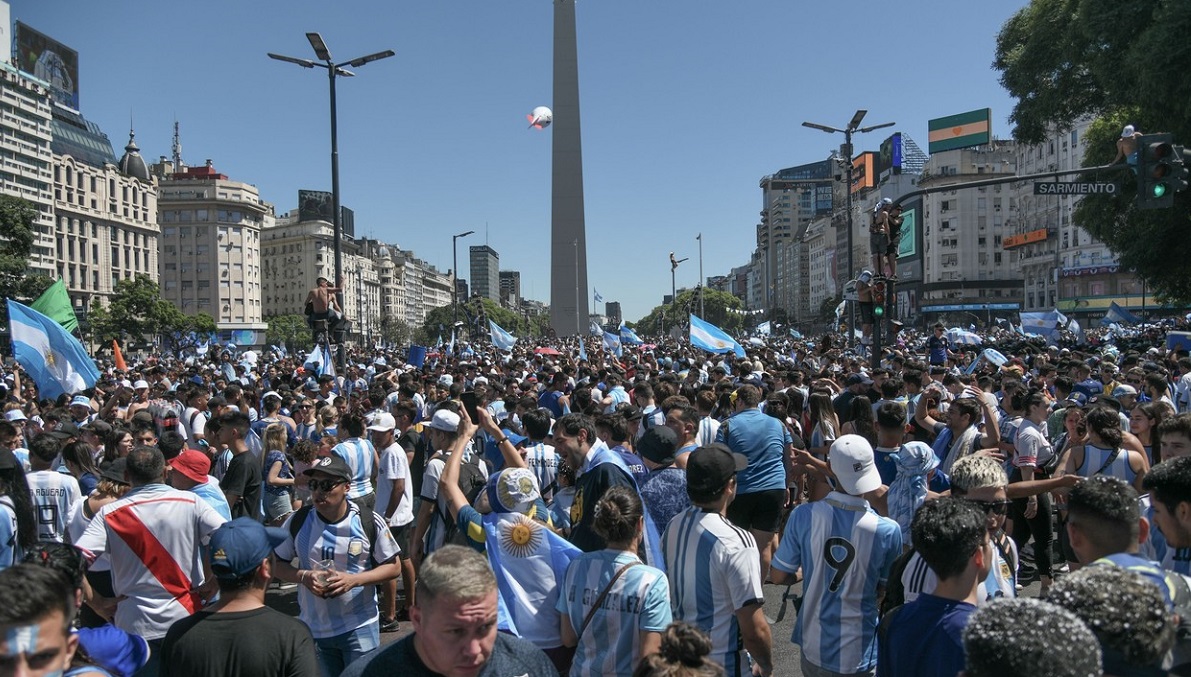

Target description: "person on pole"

left=305, top=276, right=344, bottom=336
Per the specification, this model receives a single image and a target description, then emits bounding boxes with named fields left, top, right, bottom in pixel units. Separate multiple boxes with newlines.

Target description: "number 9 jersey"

left=771, top=491, right=902, bottom=675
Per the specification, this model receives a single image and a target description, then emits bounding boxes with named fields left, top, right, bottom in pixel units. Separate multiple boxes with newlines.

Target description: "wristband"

left=495, top=436, right=509, bottom=445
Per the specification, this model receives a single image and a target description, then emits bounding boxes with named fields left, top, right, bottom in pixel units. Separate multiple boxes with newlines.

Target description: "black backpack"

left=879, top=546, right=917, bottom=618
left=288, top=499, right=379, bottom=565
left=438, top=452, right=487, bottom=546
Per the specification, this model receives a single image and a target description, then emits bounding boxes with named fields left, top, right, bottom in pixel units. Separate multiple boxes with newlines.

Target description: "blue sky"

left=17, top=0, right=1028, bottom=322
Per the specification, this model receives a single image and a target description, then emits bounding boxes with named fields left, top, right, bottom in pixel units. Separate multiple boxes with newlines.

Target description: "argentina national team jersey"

left=523, top=442, right=559, bottom=499
left=556, top=549, right=672, bottom=677
left=275, top=503, right=400, bottom=639
left=27, top=470, right=81, bottom=543
left=772, top=492, right=902, bottom=674
left=662, top=507, right=764, bottom=677
left=696, top=416, right=720, bottom=448
left=333, top=437, right=377, bottom=499
left=1077, top=444, right=1137, bottom=484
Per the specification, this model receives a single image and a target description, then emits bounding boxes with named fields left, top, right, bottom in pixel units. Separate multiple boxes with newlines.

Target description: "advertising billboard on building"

left=928, top=108, right=992, bottom=154
left=14, top=22, right=79, bottom=110
left=850, top=151, right=877, bottom=194
left=298, top=190, right=334, bottom=223
left=878, top=133, right=902, bottom=179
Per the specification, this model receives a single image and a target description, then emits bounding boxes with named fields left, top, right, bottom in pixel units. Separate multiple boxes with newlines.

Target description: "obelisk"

left=550, top=0, right=588, bottom=336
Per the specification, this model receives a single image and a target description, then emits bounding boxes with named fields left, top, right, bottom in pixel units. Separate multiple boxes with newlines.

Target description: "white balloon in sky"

left=527, top=106, right=553, bottom=130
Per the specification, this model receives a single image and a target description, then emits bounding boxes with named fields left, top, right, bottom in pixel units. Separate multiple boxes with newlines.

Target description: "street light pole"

left=802, top=110, right=894, bottom=349
left=268, top=34, right=394, bottom=369
left=452, top=230, right=474, bottom=336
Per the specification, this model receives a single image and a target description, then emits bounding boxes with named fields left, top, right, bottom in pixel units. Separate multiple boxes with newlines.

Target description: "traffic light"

left=1173, top=145, right=1190, bottom=195
left=873, top=303, right=884, bottom=319
left=1137, top=133, right=1175, bottom=209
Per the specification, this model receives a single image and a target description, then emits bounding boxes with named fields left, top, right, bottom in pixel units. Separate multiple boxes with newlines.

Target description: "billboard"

left=340, top=205, right=355, bottom=238
left=928, top=108, right=992, bottom=154
left=878, top=133, right=902, bottom=179
left=14, top=22, right=79, bottom=110
left=850, top=151, right=877, bottom=194
left=298, top=190, right=334, bottom=223
left=898, top=207, right=918, bottom=258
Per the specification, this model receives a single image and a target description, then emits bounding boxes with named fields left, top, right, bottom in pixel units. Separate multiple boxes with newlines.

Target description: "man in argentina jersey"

left=331, top=412, right=379, bottom=510
left=771, top=435, right=901, bottom=677
left=75, top=447, right=226, bottom=649
left=25, top=434, right=80, bottom=543
left=663, top=445, right=773, bottom=677
left=273, top=455, right=401, bottom=677
left=521, top=408, right=559, bottom=501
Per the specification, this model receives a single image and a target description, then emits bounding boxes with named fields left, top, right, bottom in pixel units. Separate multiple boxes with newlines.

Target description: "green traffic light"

left=874, top=305, right=884, bottom=318
left=1154, top=183, right=1168, bottom=198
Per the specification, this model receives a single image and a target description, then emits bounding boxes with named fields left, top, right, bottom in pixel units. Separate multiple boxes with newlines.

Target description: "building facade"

left=499, top=270, right=521, bottom=308
left=154, top=160, right=270, bottom=342
left=0, top=62, right=55, bottom=276
left=469, top=244, right=500, bottom=302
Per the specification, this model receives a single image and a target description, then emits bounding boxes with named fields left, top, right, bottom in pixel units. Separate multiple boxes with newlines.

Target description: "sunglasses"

left=969, top=499, right=1012, bottom=516
left=1127, top=379, right=1142, bottom=385
left=307, top=479, right=346, bottom=493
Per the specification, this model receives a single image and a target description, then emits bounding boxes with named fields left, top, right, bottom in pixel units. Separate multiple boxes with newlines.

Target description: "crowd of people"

left=3, top=318, right=1191, bottom=677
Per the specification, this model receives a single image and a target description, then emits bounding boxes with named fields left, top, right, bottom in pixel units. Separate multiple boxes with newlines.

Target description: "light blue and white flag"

left=789, top=329, right=803, bottom=339
left=303, top=343, right=336, bottom=378
left=7, top=300, right=99, bottom=399
left=578, top=336, right=587, bottom=362
left=1102, top=301, right=1141, bottom=326
left=689, top=314, right=746, bottom=357
left=602, top=330, right=622, bottom=357
left=489, top=320, right=517, bottom=351
left=484, top=511, right=582, bottom=644
left=589, top=320, right=603, bottom=336
left=593, top=289, right=604, bottom=304
left=195, top=340, right=209, bottom=356
left=756, top=321, right=771, bottom=336
left=619, top=322, right=644, bottom=345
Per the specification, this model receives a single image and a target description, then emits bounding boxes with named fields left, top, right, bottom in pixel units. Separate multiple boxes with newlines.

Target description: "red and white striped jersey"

left=76, top=483, right=227, bottom=639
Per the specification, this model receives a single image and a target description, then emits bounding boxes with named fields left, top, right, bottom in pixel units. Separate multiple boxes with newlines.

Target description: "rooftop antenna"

left=172, top=119, right=183, bottom=170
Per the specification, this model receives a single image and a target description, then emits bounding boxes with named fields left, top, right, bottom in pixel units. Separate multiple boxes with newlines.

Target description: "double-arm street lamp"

left=802, top=110, right=894, bottom=348
left=268, top=33, right=394, bottom=365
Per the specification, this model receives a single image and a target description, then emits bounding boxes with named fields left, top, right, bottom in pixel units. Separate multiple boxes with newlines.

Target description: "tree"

left=89, top=274, right=192, bottom=347
left=633, top=288, right=744, bottom=337
left=266, top=314, right=312, bottom=352
left=377, top=317, right=411, bottom=348
left=994, top=0, right=1191, bottom=302
left=0, top=195, right=53, bottom=326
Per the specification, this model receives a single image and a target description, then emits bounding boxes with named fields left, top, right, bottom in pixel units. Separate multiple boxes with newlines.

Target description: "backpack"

left=879, top=546, right=918, bottom=618
left=288, top=499, right=379, bottom=565
left=438, top=452, right=487, bottom=546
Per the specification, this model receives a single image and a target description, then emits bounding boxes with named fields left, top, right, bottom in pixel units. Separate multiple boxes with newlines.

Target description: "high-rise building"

left=918, top=144, right=1022, bottom=321
left=499, top=270, right=521, bottom=307
left=154, top=159, right=271, bottom=343
left=550, top=0, right=589, bottom=335
left=469, top=244, right=499, bottom=302
left=0, top=62, right=55, bottom=277
left=605, top=301, right=622, bottom=327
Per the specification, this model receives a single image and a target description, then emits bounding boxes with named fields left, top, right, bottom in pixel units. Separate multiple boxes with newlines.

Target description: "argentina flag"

left=578, top=336, right=587, bottom=362
left=484, top=512, right=581, bottom=646
left=619, top=322, right=644, bottom=345
left=489, top=320, right=517, bottom=351
left=689, top=314, right=746, bottom=357
left=602, top=330, right=623, bottom=357
left=594, top=288, right=604, bottom=303
left=7, top=300, right=99, bottom=399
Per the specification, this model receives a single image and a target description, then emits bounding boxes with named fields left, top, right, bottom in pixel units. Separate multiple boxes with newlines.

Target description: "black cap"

left=82, top=420, right=113, bottom=435
left=638, top=427, right=679, bottom=466
left=47, top=422, right=81, bottom=439
left=303, top=455, right=352, bottom=482
left=686, top=444, right=747, bottom=496
left=100, top=458, right=129, bottom=484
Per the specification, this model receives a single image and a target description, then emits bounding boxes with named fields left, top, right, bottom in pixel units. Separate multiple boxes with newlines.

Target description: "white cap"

left=4, top=410, right=27, bottom=422
left=69, top=395, right=93, bottom=411
left=133, top=380, right=149, bottom=390
left=1122, top=125, right=1135, bottom=137
left=427, top=409, right=460, bottom=432
left=438, top=374, right=454, bottom=387
left=366, top=412, right=397, bottom=432
left=829, top=434, right=882, bottom=496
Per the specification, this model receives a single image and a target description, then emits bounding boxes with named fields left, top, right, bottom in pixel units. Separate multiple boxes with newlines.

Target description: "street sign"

left=1033, top=180, right=1121, bottom=195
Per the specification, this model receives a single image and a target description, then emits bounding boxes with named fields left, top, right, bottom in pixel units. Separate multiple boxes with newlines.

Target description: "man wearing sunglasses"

left=273, top=455, right=402, bottom=676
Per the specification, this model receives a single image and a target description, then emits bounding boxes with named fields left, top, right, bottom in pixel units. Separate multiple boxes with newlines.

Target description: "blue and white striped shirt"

left=772, top=492, right=902, bottom=674
left=332, top=437, right=377, bottom=499
left=557, top=550, right=672, bottom=676
left=1076, top=444, right=1137, bottom=484
left=524, top=442, right=559, bottom=500
left=663, top=507, right=764, bottom=677
left=275, top=503, right=401, bottom=639
left=695, top=416, right=720, bottom=448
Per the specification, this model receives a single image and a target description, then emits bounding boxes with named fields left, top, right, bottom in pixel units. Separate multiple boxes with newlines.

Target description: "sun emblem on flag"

left=712, top=340, right=728, bottom=348
left=499, top=515, right=542, bottom=558
left=43, top=350, right=56, bottom=367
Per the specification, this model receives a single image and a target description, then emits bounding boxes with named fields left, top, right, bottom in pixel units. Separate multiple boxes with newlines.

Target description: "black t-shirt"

left=159, top=606, right=318, bottom=677
left=569, top=462, right=636, bottom=552
left=341, top=632, right=555, bottom=677
left=398, top=428, right=429, bottom=497
left=221, top=451, right=263, bottom=519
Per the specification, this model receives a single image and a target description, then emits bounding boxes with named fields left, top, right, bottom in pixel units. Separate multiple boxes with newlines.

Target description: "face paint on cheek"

left=4, top=624, right=39, bottom=656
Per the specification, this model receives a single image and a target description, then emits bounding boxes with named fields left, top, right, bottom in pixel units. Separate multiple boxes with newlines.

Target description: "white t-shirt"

left=375, top=442, right=414, bottom=527
left=27, top=470, right=81, bottom=543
